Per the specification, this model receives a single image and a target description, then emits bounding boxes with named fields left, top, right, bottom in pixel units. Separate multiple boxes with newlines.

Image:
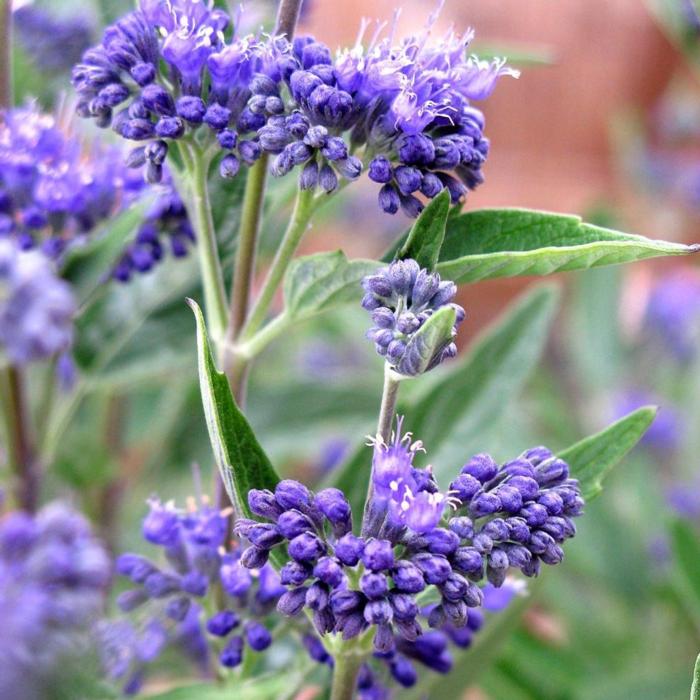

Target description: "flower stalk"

left=0, top=366, right=40, bottom=512
left=182, top=143, right=228, bottom=347
left=240, top=186, right=315, bottom=340
left=330, top=650, right=364, bottom=700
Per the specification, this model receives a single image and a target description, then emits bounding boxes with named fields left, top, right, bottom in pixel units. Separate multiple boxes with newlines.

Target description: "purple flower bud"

left=448, top=516, right=474, bottom=539
left=131, top=62, right=156, bottom=86
left=181, top=570, right=209, bottom=596
left=319, top=164, right=338, bottom=193
left=275, top=480, right=312, bottom=511
left=452, top=547, right=483, bottom=578
left=362, top=538, right=394, bottom=572
left=338, top=611, right=366, bottom=640
left=536, top=458, right=569, bottom=485
left=245, top=621, right=272, bottom=651
left=321, top=136, right=348, bottom=161
left=538, top=492, right=564, bottom=515
left=390, top=656, right=418, bottom=687
left=246, top=523, right=283, bottom=549
left=290, top=70, right=323, bottom=101
left=219, top=154, right=241, bottom=179
left=423, top=528, right=460, bottom=556
left=399, top=194, right=424, bottom=218
left=504, top=544, right=531, bottom=569
left=481, top=518, right=509, bottom=541
left=280, top=560, right=313, bottom=586
left=218, top=128, right=238, bottom=150
left=277, top=586, right=308, bottom=616
left=288, top=532, right=326, bottom=563
left=390, top=560, right=426, bottom=593
left=334, top=533, right=364, bottom=566
left=364, top=600, right=393, bottom=625
left=117, top=589, right=149, bottom=612
left=411, top=552, right=451, bottom=584
left=378, top=184, right=400, bottom=214
left=176, top=95, right=206, bottom=124
left=241, top=546, right=270, bottom=569
left=520, top=503, right=548, bottom=528
left=469, top=492, right=501, bottom=518
left=141, top=84, right=175, bottom=116
left=277, top=509, right=314, bottom=539
left=304, top=125, right=328, bottom=148
left=144, top=571, right=180, bottom=598
left=495, top=485, right=523, bottom=513
left=155, top=116, right=184, bottom=139
left=142, top=500, right=180, bottom=546
left=335, top=156, right=362, bottom=180
left=306, top=582, right=330, bottom=611
left=420, top=172, right=444, bottom=198
left=165, top=595, right=191, bottom=621
left=315, top=488, right=352, bottom=536
left=248, top=489, right=283, bottom=520
left=373, top=622, right=395, bottom=652
left=330, top=589, right=364, bottom=615
left=220, top=635, right=244, bottom=667
left=313, top=556, right=345, bottom=588
left=361, top=572, right=389, bottom=599
left=369, top=156, right=393, bottom=183
left=449, top=474, right=481, bottom=503
left=394, top=166, right=422, bottom=196
left=203, top=104, right=231, bottom=131
left=121, top=118, right=154, bottom=140
left=299, top=160, right=319, bottom=190
left=207, top=610, right=240, bottom=637
left=461, top=454, right=499, bottom=482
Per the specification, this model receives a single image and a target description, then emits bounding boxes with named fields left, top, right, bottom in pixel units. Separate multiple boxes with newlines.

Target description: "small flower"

left=362, top=259, right=465, bottom=375
left=0, top=503, right=110, bottom=698
left=0, top=239, right=75, bottom=365
left=105, top=495, right=283, bottom=692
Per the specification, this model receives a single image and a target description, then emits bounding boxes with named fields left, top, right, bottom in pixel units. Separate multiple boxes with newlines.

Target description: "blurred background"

left=9, top=0, right=700, bottom=698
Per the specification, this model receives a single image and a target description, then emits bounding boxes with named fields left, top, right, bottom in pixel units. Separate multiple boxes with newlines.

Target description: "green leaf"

left=61, top=198, right=153, bottom=303
left=410, top=284, right=559, bottom=475
left=436, top=208, right=699, bottom=283
left=188, top=299, right=281, bottom=524
left=691, top=652, right=700, bottom=700
left=284, top=250, right=379, bottom=321
left=397, top=189, right=451, bottom=270
left=671, top=519, right=700, bottom=616
left=397, top=305, right=456, bottom=376
left=559, top=406, right=657, bottom=501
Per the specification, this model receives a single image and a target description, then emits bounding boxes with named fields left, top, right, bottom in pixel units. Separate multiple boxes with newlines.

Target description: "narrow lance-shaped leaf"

left=188, top=299, right=281, bottom=519
left=559, top=406, right=657, bottom=500
left=691, top=652, right=700, bottom=700
left=397, top=189, right=451, bottom=270
left=437, top=208, right=699, bottom=283
left=283, top=250, right=379, bottom=321
left=670, top=519, right=700, bottom=619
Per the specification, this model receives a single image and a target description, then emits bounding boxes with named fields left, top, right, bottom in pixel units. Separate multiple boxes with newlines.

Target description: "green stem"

left=0, top=0, right=12, bottom=109
left=185, top=144, right=228, bottom=345
left=0, top=366, right=40, bottom=512
left=376, top=364, right=401, bottom=444
left=227, top=155, right=269, bottom=341
left=240, top=187, right=315, bottom=339
left=330, top=651, right=363, bottom=700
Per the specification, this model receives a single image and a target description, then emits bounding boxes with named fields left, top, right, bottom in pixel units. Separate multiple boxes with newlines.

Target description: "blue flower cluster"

left=0, top=105, right=195, bottom=283
left=72, top=1, right=278, bottom=183
left=0, top=238, right=75, bottom=365
left=362, top=259, right=465, bottom=375
left=0, top=106, right=127, bottom=259
left=72, top=0, right=515, bottom=215
left=113, top=184, right=195, bottom=282
left=105, top=497, right=283, bottom=694
left=237, top=438, right=581, bottom=660
left=0, top=503, right=111, bottom=700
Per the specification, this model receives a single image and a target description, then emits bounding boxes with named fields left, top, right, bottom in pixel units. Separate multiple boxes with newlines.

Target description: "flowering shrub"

left=1, top=1, right=699, bottom=699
